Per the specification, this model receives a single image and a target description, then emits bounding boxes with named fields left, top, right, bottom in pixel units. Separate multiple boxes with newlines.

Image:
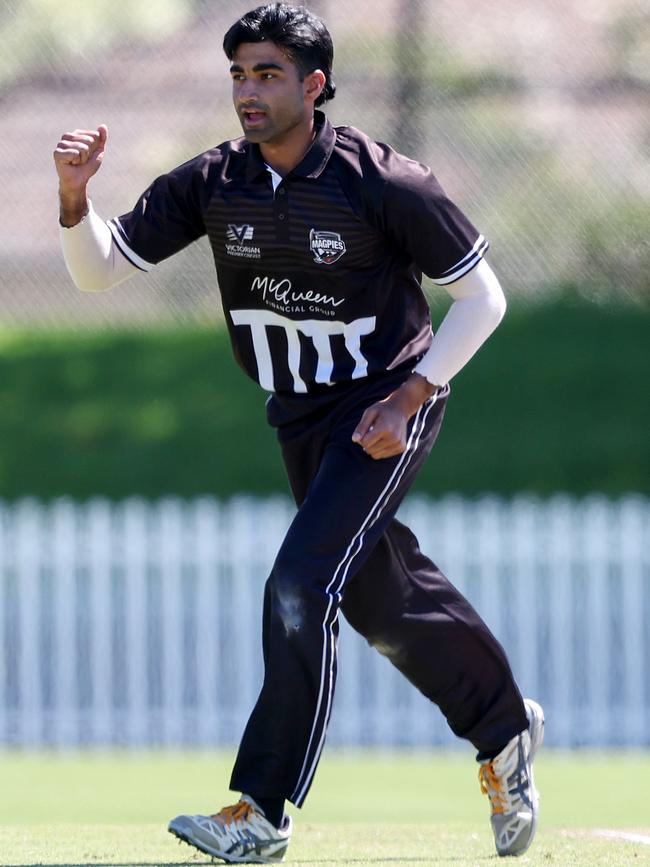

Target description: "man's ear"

left=304, top=69, right=326, bottom=104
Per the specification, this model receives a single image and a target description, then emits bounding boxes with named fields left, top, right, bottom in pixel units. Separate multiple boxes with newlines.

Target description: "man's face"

left=230, top=41, right=311, bottom=145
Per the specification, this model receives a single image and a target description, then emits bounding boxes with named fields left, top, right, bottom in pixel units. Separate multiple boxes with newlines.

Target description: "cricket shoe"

left=479, top=698, right=545, bottom=857
left=168, top=795, right=292, bottom=864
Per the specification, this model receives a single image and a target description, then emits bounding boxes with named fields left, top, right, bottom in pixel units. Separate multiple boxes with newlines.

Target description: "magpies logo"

left=310, top=228, right=346, bottom=265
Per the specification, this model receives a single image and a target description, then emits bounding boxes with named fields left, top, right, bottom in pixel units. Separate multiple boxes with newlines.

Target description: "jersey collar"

left=245, top=110, right=336, bottom=184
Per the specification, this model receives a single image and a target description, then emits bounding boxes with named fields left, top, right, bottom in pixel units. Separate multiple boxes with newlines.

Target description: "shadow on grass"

left=2, top=863, right=208, bottom=867
left=2, top=860, right=496, bottom=866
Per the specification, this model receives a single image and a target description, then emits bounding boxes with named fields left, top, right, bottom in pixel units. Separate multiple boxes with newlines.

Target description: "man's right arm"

left=54, top=125, right=138, bottom=291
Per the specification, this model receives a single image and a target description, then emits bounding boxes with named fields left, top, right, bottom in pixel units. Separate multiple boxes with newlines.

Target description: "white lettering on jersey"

left=251, top=276, right=344, bottom=312
left=230, top=309, right=376, bottom=393
left=225, top=225, right=260, bottom=259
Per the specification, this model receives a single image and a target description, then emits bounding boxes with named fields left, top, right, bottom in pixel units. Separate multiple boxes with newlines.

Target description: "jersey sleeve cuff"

left=431, top=235, right=489, bottom=286
left=413, top=357, right=446, bottom=389
left=107, top=218, right=156, bottom=272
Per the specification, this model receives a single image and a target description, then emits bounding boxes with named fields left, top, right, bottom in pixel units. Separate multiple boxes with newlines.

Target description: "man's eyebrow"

left=229, top=62, right=285, bottom=73
left=253, top=62, right=284, bottom=72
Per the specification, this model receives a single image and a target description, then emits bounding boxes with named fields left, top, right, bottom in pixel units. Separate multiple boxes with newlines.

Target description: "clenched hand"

left=53, top=125, right=108, bottom=226
left=352, top=373, right=437, bottom=460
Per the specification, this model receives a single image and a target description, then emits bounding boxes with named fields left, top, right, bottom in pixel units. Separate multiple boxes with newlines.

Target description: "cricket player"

left=54, top=4, right=544, bottom=862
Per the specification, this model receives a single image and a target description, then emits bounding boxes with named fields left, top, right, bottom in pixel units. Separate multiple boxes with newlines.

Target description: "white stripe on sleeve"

left=107, top=217, right=156, bottom=272
left=432, top=234, right=489, bottom=285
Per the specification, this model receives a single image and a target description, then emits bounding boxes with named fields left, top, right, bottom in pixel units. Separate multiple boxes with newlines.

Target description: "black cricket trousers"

left=230, top=372, right=527, bottom=807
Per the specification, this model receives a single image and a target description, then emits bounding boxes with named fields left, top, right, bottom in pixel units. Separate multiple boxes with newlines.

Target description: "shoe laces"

left=479, top=762, right=508, bottom=814
left=210, top=799, right=255, bottom=827
left=479, top=731, right=531, bottom=816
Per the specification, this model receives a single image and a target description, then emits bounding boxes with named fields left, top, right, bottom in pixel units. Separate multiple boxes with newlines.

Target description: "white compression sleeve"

left=59, top=200, right=139, bottom=292
left=414, top=259, right=507, bottom=387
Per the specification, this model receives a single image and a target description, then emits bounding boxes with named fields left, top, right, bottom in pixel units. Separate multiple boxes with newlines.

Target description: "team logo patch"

left=310, top=229, right=346, bottom=265
left=225, top=224, right=260, bottom=260
left=227, top=224, right=254, bottom=243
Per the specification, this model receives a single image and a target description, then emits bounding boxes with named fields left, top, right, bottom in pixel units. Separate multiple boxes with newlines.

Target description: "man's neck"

left=260, top=116, right=317, bottom=177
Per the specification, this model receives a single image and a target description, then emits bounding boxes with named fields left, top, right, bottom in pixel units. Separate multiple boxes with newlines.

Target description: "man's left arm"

left=352, top=259, right=506, bottom=459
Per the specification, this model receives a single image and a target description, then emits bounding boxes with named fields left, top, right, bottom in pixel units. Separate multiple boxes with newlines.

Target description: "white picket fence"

left=0, top=495, right=648, bottom=749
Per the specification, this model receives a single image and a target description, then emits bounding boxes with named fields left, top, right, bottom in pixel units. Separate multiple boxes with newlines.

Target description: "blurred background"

left=0, top=0, right=648, bottom=752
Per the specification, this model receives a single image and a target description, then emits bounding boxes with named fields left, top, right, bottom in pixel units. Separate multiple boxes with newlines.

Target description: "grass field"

left=1, top=750, right=649, bottom=865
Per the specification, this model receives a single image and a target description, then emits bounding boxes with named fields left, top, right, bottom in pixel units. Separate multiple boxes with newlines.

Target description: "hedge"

left=0, top=300, right=647, bottom=499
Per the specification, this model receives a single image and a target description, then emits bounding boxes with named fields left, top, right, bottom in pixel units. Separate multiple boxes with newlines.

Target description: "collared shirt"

left=108, top=111, right=487, bottom=422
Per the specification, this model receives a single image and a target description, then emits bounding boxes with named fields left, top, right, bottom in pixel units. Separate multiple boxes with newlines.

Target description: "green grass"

left=1, top=750, right=649, bottom=865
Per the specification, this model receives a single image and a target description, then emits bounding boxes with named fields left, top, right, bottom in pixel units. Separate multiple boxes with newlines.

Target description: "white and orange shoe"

left=479, top=698, right=545, bottom=857
left=168, top=795, right=292, bottom=864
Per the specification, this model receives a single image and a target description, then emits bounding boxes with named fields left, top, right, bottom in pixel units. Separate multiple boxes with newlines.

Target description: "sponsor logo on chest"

left=250, top=275, right=344, bottom=317
left=224, top=224, right=348, bottom=265
left=310, top=228, right=346, bottom=265
left=225, top=224, right=260, bottom=259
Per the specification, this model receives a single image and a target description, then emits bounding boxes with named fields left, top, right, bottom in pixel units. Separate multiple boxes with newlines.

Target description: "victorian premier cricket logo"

left=226, top=224, right=260, bottom=259
left=310, top=228, right=346, bottom=265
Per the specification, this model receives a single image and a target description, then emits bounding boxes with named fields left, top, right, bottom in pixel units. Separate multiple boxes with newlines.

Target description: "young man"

left=54, top=4, right=544, bottom=863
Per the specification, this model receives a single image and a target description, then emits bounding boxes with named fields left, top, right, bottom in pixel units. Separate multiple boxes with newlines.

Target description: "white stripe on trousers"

left=291, top=396, right=437, bottom=804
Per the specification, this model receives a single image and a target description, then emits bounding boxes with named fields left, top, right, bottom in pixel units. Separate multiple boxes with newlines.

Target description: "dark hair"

left=223, top=3, right=336, bottom=107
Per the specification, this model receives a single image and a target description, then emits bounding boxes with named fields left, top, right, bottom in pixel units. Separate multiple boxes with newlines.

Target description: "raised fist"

left=53, top=125, right=108, bottom=193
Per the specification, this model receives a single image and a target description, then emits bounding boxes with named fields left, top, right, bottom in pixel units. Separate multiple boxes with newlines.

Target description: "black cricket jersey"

left=108, top=110, right=487, bottom=423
